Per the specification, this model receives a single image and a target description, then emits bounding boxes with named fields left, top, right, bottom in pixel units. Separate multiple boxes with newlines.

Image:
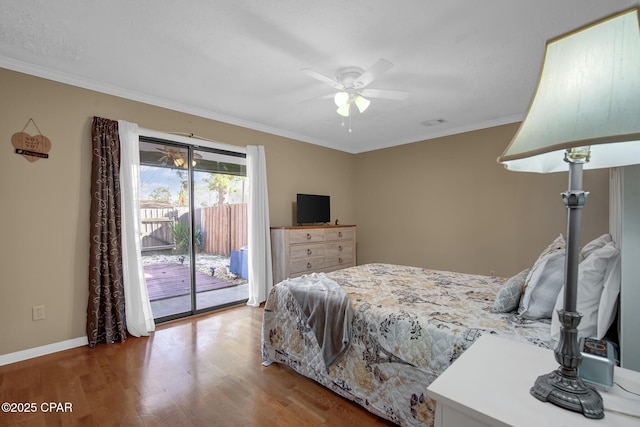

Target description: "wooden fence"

left=140, top=207, right=180, bottom=251
left=140, top=204, right=247, bottom=256
left=198, top=203, right=248, bottom=256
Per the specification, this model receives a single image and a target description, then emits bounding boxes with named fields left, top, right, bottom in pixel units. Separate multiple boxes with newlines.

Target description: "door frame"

left=138, top=129, right=248, bottom=322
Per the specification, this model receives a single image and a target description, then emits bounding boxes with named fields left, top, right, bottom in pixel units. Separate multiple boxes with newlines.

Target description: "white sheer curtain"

left=118, top=120, right=155, bottom=336
left=246, top=145, right=273, bottom=307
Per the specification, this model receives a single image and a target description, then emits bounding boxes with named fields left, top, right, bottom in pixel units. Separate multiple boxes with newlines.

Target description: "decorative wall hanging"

left=12, top=118, right=51, bottom=162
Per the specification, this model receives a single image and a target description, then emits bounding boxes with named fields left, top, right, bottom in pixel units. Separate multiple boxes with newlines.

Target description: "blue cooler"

left=230, top=250, right=241, bottom=275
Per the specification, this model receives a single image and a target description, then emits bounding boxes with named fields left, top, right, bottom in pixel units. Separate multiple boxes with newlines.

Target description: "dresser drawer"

left=325, top=242, right=353, bottom=257
left=325, top=228, right=354, bottom=241
left=290, top=257, right=326, bottom=275
left=289, top=228, right=325, bottom=244
left=290, top=243, right=325, bottom=260
left=325, top=253, right=354, bottom=269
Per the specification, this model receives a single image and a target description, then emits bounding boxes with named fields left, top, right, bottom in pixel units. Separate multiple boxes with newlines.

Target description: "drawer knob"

left=338, top=245, right=343, bottom=251
left=306, top=233, right=311, bottom=240
left=338, top=258, right=343, bottom=264
left=307, top=262, right=312, bottom=269
left=307, top=249, right=312, bottom=255
left=338, top=231, right=343, bottom=238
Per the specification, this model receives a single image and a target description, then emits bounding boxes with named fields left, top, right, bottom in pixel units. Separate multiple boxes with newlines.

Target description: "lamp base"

left=531, top=368, right=604, bottom=419
left=528, top=159, right=603, bottom=419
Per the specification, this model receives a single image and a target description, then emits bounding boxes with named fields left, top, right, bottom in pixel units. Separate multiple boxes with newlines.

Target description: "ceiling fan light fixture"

left=334, top=91, right=349, bottom=107
left=173, top=157, right=186, bottom=168
left=354, top=95, right=370, bottom=113
left=336, top=103, right=350, bottom=117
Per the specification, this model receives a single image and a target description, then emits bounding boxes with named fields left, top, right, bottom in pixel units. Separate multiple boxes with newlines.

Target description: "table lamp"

left=498, top=7, right=640, bottom=419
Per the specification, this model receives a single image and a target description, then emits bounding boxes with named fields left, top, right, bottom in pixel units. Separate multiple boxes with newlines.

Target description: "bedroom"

left=1, top=1, right=639, bottom=426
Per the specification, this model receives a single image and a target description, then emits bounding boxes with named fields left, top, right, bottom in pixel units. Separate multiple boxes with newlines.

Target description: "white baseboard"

left=0, top=337, right=88, bottom=366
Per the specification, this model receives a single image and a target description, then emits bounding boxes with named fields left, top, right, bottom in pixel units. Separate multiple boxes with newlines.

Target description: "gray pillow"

left=493, top=268, right=530, bottom=313
left=519, top=235, right=566, bottom=319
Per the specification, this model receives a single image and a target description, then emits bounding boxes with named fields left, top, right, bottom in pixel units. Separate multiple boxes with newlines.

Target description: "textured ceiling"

left=0, top=0, right=637, bottom=153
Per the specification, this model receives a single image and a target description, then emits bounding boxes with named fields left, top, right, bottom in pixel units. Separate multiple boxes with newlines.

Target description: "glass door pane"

left=138, top=140, right=194, bottom=320
left=193, top=148, right=249, bottom=312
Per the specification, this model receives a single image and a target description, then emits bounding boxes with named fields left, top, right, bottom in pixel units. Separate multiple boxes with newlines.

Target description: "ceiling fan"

left=156, top=147, right=202, bottom=169
left=301, top=58, right=409, bottom=118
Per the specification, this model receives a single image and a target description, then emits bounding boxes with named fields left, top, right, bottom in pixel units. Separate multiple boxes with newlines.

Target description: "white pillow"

left=550, top=241, right=619, bottom=346
left=580, top=233, right=612, bottom=261
left=519, top=235, right=566, bottom=320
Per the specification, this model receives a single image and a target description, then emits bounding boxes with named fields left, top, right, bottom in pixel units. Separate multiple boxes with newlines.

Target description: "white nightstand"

left=426, top=335, right=640, bottom=427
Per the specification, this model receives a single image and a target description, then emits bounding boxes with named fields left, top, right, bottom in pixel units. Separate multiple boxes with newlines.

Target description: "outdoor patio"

left=144, top=263, right=236, bottom=300
left=143, top=254, right=249, bottom=319
left=149, top=283, right=250, bottom=319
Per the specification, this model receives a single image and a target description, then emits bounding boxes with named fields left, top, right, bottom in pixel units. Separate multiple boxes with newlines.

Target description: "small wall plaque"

left=12, top=118, right=51, bottom=162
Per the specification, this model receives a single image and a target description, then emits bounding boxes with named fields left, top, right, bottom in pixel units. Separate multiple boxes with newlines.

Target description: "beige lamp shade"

left=498, top=8, right=640, bottom=173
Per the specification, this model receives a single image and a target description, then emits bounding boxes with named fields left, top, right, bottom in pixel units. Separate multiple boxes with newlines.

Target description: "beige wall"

left=0, top=68, right=609, bottom=356
left=0, top=68, right=355, bottom=355
left=354, top=124, right=609, bottom=276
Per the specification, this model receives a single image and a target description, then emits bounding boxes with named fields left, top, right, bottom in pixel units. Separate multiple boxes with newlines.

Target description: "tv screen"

left=296, top=194, right=330, bottom=224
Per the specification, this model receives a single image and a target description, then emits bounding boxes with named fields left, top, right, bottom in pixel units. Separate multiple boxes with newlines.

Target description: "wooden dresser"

left=270, top=225, right=356, bottom=284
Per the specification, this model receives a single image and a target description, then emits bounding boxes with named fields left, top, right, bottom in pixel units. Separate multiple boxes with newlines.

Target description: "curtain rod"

left=138, top=127, right=247, bottom=154
left=167, top=131, right=217, bottom=143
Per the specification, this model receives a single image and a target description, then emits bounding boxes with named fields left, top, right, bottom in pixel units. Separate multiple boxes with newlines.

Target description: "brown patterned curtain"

left=86, top=116, right=127, bottom=347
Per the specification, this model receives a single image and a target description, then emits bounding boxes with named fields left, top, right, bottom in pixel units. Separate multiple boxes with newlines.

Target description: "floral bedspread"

left=262, top=263, right=551, bottom=427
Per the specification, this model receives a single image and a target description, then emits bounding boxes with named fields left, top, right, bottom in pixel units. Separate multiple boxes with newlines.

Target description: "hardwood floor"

left=0, top=305, right=396, bottom=426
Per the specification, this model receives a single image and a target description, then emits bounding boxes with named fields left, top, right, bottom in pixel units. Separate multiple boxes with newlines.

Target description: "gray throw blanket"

left=284, top=273, right=354, bottom=368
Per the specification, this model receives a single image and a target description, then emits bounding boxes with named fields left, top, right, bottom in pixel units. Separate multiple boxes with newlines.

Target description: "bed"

left=261, top=263, right=551, bottom=426
left=261, top=234, right=620, bottom=427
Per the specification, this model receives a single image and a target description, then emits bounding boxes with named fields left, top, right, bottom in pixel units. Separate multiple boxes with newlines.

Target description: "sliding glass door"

left=138, top=138, right=248, bottom=322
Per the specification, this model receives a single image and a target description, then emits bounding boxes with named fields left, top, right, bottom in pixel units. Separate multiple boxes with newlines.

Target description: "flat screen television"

left=296, top=193, right=330, bottom=225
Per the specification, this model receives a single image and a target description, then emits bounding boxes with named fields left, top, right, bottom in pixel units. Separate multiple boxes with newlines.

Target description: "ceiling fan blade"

left=360, top=88, right=409, bottom=100
left=354, top=58, right=393, bottom=88
left=301, top=68, right=344, bottom=90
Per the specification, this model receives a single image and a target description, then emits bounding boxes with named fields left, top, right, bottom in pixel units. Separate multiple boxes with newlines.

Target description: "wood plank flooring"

left=0, top=305, right=396, bottom=427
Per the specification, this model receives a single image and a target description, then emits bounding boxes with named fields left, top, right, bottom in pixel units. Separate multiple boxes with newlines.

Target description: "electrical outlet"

left=32, top=305, right=45, bottom=321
